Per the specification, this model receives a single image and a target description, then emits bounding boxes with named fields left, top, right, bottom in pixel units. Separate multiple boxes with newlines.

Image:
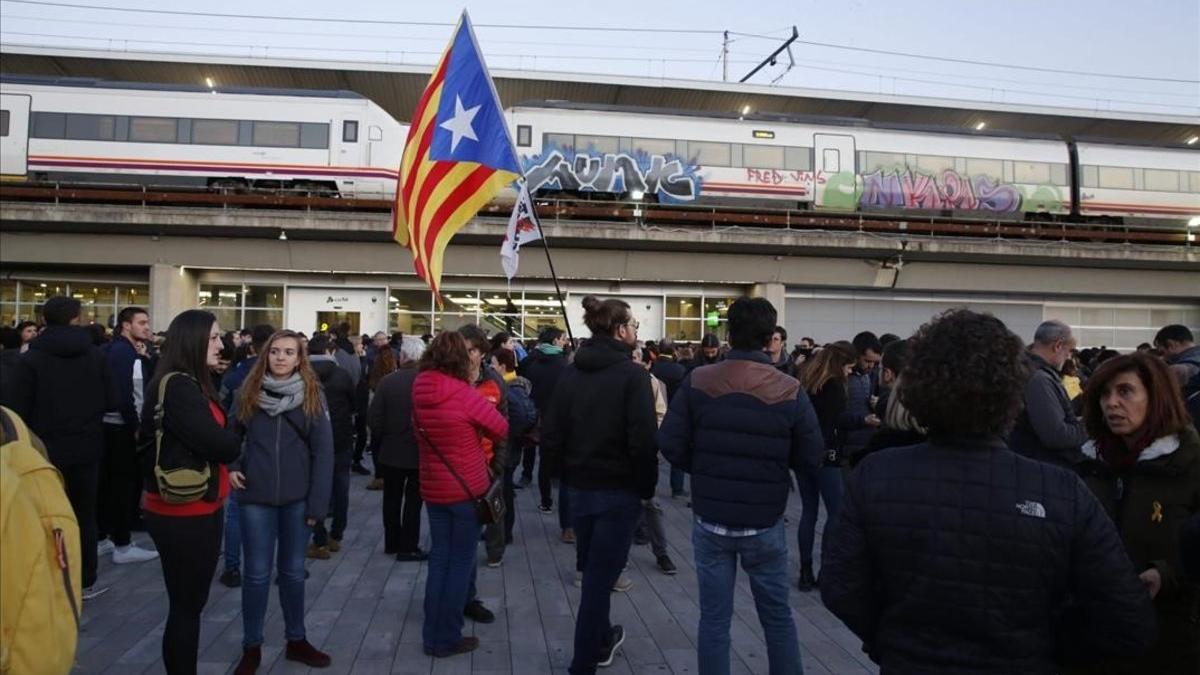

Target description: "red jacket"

left=412, top=370, right=508, bottom=505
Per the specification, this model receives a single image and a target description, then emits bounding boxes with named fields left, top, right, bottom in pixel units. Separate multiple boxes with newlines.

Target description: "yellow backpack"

left=0, top=406, right=80, bottom=675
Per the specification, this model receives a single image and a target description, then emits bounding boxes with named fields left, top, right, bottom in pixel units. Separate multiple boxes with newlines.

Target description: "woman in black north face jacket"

left=820, top=309, right=1155, bottom=675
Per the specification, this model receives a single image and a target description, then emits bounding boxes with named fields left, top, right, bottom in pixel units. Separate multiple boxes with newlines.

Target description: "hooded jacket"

left=517, top=344, right=567, bottom=415
left=9, top=326, right=115, bottom=467
left=309, top=355, right=355, bottom=455
left=649, top=356, right=687, bottom=405
left=541, top=335, right=659, bottom=499
left=412, top=369, right=508, bottom=505
left=1010, top=352, right=1089, bottom=468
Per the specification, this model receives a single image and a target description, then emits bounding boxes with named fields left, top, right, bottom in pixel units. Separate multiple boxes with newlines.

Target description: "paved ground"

left=73, top=463, right=879, bottom=675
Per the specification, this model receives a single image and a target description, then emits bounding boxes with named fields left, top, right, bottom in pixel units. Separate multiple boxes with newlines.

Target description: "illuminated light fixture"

left=205, top=77, right=215, bottom=88
left=975, top=122, right=986, bottom=130
left=752, top=130, right=775, bottom=139
left=1188, top=216, right=1200, bottom=228
left=278, top=230, right=288, bottom=241
left=630, top=189, right=645, bottom=200
left=741, top=105, right=751, bottom=116
left=1186, top=135, right=1199, bottom=145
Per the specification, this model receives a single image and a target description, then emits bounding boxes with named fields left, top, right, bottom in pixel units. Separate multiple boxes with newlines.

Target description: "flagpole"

left=528, top=199, right=575, bottom=346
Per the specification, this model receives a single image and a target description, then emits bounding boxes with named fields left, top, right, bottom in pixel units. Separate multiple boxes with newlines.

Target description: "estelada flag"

left=392, top=10, right=521, bottom=299
left=500, top=182, right=543, bottom=281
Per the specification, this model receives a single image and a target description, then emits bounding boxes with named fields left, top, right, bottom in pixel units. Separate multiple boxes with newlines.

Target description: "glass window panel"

left=197, top=284, right=243, bottom=309
left=915, top=155, right=955, bottom=173
left=65, top=114, right=115, bottom=141
left=1150, top=309, right=1185, bottom=327
left=665, top=319, right=702, bottom=342
left=243, top=309, right=282, bottom=332
left=119, top=285, right=149, bottom=308
left=702, top=297, right=737, bottom=328
left=191, top=119, right=239, bottom=145
left=129, top=117, right=178, bottom=143
left=480, top=311, right=521, bottom=337
left=205, top=308, right=240, bottom=334
left=574, top=135, right=619, bottom=154
left=864, top=152, right=906, bottom=173
left=389, top=289, right=433, bottom=313
left=665, top=296, right=702, bottom=319
left=253, top=121, right=300, bottom=147
left=300, top=123, right=329, bottom=149
left=1112, top=328, right=1156, bottom=351
left=244, top=285, right=284, bottom=309
left=742, top=145, right=785, bottom=169
left=0, top=109, right=8, bottom=137
left=1081, top=165, right=1098, bottom=188
left=342, top=120, right=358, bottom=143
left=1098, top=166, right=1134, bottom=189
left=1014, top=161, right=1051, bottom=184
left=516, top=125, right=532, bottom=147
left=1050, top=164, right=1068, bottom=187
left=441, top=291, right=482, bottom=317
left=1143, top=169, right=1180, bottom=192
left=688, top=141, right=731, bottom=167
left=0, top=280, right=16, bottom=303
left=72, top=285, right=116, bottom=326
left=0, top=304, right=18, bottom=327
left=632, top=138, right=675, bottom=156
left=1078, top=328, right=1115, bottom=349
left=390, top=310, right=432, bottom=337
left=32, top=112, right=66, bottom=139
left=519, top=314, right=565, bottom=341
left=965, top=158, right=1003, bottom=178
left=784, top=147, right=811, bottom=171
left=433, top=312, right=477, bottom=333
left=544, top=133, right=574, bottom=150
left=518, top=292, right=564, bottom=313
left=1190, top=171, right=1200, bottom=193
left=1114, top=308, right=1149, bottom=327
left=1081, top=307, right=1115, bottom=326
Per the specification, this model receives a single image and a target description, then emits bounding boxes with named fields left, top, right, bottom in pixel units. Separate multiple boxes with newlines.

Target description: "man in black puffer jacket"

left=518, top=327, right=568, bottom=510
left=821, top=309, right=1156, bottom=674
left=307, top=335, right=356, bottom=555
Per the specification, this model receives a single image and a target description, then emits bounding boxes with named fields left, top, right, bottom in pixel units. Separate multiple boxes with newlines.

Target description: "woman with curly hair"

left=230, top=330, right=334, bottom=674
left=820, top=309, right=1155, bottom=674
left=1077, top=352, right=1200, bottom=675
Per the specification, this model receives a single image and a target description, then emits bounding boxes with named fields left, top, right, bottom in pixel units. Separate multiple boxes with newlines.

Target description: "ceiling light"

left=1187, top=135, right=1199, bottom=145
left=630, top=189, right=645, bottom=200
left=975, top=122, right=986, bottom=130
left=278, top=230, right=288, bottom=241
left=741, top=105, right=751, bottom=116
left=205, top=77, right=214, bottom=88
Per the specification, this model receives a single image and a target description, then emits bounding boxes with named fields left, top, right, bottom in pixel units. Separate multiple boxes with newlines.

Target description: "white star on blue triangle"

left=439, top=96, right=481, bottom=152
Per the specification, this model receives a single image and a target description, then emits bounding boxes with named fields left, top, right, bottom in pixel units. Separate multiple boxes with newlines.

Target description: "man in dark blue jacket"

left=649, top=341, right=688, bottom=497
left=517, top=326, right=568, bottom=511
left=658, top=296, right=823, bottom=675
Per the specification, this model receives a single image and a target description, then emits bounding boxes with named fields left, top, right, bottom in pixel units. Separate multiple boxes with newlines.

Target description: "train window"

left=368, top=125, right=383, bottom=142
left=689, top=141, right=732, bottom=167
left=300, top=123, right=329, bottom=149
left=31, top=112, right=66, bottom=139
left=915, top=154, right=955, bottom=174
left=1143, top=169, right=1180, bottom=192
left=863, top=152, right=906, bottom=173
left=822, top=149, right=840, bottom=173
left=784, top=147, right=812, bottom=171
left=575, top=135, right=619, bottom=154
left=545, top=133, right=574, bottom=150
left=1013, top=161, right=1051, bottom=185
left=632, top=138, right=675, bottom=156
left=742, top=145, right=785, bottom=169
left=254, top=121, right=300, bottom=147
left=129, top=117, right=178, bottom=143
left=1098, top=166, right=1135, bottom=189
left=0, top=110, right=9, bottom=137
left=1050, top=164, right=1068, bottom=187
left=192, top=119, right=239, bottom=145
left=965, top=157, right=1003, bottom=178
left=516, top=125, right=531, bottom=147
left=1081, top=165, right=1098, bottom=188
left=1190, top=172, right=1200, bottom=193
left=342, top=120, right=358, bottom=143
left=176, top=119, right=192, bottom=144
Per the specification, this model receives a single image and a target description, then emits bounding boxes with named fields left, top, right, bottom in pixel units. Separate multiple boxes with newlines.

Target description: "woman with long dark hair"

left=1079, top=352, right=1200, bottom=674
left=140, top=310, right=242, bottom=674
left=413, top=332, right=508, bottom=657
left=794, top=342, right=865, bottom=591
left=230, top=330, right=334, bottom=674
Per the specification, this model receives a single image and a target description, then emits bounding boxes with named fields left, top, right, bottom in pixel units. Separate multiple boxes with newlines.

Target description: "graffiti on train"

left=522, top=145, right=702, bottom=202
left=858, top=169, right=1023, bottom=212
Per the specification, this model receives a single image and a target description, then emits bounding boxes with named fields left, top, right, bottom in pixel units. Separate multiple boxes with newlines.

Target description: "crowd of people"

left=1, top=294, right=1198, bottom=675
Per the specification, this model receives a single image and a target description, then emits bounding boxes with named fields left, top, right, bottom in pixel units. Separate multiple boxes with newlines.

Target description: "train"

left=2, top=76, right=1197, bottom=226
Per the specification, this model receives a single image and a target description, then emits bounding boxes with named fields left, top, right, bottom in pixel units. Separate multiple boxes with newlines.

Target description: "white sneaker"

left=97, top=538, right=114, bottom=556
left=82, top=585, right=110, bottom=601
left=574, top=571, right=582, bottom=587
left=112, top=543, right=159, bottom=564
left=612, top=575, right=633, bottom=593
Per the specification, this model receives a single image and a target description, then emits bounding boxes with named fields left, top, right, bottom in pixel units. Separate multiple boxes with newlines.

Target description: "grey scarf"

left=258, top=372, right=305, bottom=417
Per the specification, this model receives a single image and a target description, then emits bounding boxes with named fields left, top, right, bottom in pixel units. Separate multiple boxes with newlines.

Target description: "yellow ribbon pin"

left=1151, top=501, right=1163, bottom=523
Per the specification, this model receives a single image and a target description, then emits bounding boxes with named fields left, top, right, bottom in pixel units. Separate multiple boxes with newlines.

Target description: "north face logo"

left=1016, top=500, right=1046, bottom=519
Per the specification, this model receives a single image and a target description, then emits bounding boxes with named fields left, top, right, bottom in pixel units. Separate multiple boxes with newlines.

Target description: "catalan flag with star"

left=393, top=10, right=521, bottom=299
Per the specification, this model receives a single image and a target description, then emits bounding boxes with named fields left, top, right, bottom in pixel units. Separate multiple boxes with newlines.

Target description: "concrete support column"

left=149, top=264, right=198, bottom=332
left=750, top=282, right=787, bottom=326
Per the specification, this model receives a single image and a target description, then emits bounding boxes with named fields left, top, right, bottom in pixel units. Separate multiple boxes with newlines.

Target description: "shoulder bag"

left=149, top=372, right=212, bottom=504
left=413, top=409, right=504, bottom=525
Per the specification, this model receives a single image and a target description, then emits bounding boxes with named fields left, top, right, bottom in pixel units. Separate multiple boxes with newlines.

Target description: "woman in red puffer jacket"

left=411, top=331, right=507, bottom=658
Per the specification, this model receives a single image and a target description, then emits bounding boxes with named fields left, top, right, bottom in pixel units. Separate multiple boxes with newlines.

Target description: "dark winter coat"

left=1079, top=427, right=1200, bottom=674
left=220, top=355, right=256, bottom=411
left=841, top=368, right=874, bottom=454
left=848, top=426, right=927, bottom=468
left=104, top=335, right=147, bottom=428
left=517, top=345, right=567, bottom=415
left=821, top=437, right=1156, bottom=674
left=541, top=335, right=658, bottom=499
left=1009, top=352, right=1089, bottom=468
left=1182, top=513, right=1200, bottom=583
left=8, top=326, right=116, bottom=467
left=807, top=378, right=862, bottom=463
left=505, top=376, right=537, bottom=460
left=310, top=355, right=355, bottom=456
left=649, top=356, right=687, bottom=404
left=369, top=367, right=419, bottom=470
left=658, top=349, right=823, bottom=529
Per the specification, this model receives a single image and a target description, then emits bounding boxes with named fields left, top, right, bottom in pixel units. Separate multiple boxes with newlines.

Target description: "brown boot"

left=366, top=478, right=384, bottom=491
left=233, top=646, right=261, bottom=675
left=327, top=537, right=341, bottom=553
left=306, top=544, right=330, bottom=560
left=285, top=639, right=331, bottom=668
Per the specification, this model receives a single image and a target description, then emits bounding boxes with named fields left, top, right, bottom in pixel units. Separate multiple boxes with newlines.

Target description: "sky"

left=1, top=0, right=1198, bottom=118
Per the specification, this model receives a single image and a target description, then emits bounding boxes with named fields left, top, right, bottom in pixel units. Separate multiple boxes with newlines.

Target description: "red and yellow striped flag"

left=392, top=11, right=521, bottom=299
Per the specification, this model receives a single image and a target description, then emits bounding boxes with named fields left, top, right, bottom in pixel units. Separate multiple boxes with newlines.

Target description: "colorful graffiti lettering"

left=522, top=146, right=701, bottom=203
left=859, top=169, right=1023, bottom=213
left=744, top=168, right=817, bottom=190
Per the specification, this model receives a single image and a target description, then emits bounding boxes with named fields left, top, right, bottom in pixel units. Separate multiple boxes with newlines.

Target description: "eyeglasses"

left=624, top=319, right=640, bottom=331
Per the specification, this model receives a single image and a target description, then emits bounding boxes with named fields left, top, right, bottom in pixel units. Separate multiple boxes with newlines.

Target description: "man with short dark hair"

left=1009, top=320, right=1088, bottom=468
left=518, top=326, right=569, bottom=511
left=843, top=331, right=884, bottom=458
left=98, top=305, right=158, bottom=568
left=875, top=338, right=909, bottom=419
left=8, top=296, right=116, bottom=599
left=659, top=297, right=823, bottom=675
left=649, top=341, right=688, bottom=498
left=765, top=325, right=794, bottom=376
left=1154, top=324, right=1200, bottom=387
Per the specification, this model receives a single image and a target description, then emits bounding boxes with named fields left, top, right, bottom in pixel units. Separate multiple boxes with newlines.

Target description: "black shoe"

left=538, top=503, right=553, bottom=514
left=633, top=534, right=649, bottom=546
left=219, top=569, right=242, bottom=588
left=797, top=562, right=817, bottom=592
left=597, top=625, right=625, bottom=667
left=395, top=550, right=429, bottom=562
left=463, top=600, right=495, bottom=624
left=656, top=555, right=677, bottom=576
left=350, top=462, right=371, bottom=476
left=671, top=490, right=689, bottom=499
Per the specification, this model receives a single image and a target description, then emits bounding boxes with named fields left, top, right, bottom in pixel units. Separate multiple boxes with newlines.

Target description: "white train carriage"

left=1075, top=142, right=1200, bottom=222
left=0, top=77, right=407, bottom=198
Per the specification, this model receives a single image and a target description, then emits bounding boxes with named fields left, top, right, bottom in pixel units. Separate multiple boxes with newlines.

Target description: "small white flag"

left=500, top=182, right=543, bottom=281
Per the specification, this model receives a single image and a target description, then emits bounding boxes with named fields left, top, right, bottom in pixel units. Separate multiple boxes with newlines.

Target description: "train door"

left=331, top=116, right=363, bottom=196
left=0, top=93, right=31, bottom=178
left=813, top=133, right=857, bottom=210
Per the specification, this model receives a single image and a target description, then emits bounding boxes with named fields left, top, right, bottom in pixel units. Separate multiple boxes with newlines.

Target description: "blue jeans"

left=568, top=488, right=641, bottom=675
left=670, top=466, right=687, bottom=495
left=223, top=497, right=240, bottom=573
left=424, top=501, right=479, bottom=653
left=794, top=465, right=844, bottom=566
left=239, top=499, right=309, bottom=648
left=694, top=519, right=803, bottom=675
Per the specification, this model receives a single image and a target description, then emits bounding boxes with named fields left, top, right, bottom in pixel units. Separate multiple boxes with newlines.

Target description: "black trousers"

left=99, top=424, right=140, bottom=546
left=145, top=508, right=223, bottom=675
left=59, top=462, right=100, bottom=588
left=380, top=465, right=422, bottom=554
left=520, top=442, right=537, bottom=480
